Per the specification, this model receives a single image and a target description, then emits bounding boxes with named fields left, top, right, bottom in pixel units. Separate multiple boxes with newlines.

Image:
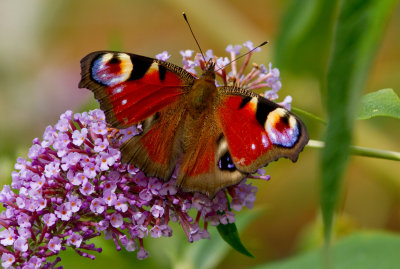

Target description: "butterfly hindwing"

left=120, top=101, right=186, bottom=180
left=216, top=87, right=308, bottom=173
left=79, top=51, right=195, bottom=128
left=176, top=112, right=246, bottom=197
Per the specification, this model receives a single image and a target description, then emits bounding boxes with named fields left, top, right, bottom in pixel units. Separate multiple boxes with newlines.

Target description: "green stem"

left=307, top=139, right=400, bottom=161
left=291, top=107, right=326, bottom=124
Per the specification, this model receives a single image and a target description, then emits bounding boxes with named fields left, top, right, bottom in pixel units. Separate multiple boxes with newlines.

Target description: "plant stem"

left=291, top=107, right=326, bottom=124
left=307, top=139, right=400, bottom=161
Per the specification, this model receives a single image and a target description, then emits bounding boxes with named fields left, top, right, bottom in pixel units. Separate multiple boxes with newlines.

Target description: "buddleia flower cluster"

left=157, top=41, right=291, bottom=109
left=0, top=42, right=288, bottom=268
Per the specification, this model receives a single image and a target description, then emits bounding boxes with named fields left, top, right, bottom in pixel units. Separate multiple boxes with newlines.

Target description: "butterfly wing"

left=216, top=87, right=309, bottom=173
left=79, top=51, right=195, bottom=179
left=120, top=100, right=187, bottom=180
left=175, top=112, right=247, bottom=197
left=79, top=51, right=195, bottom=128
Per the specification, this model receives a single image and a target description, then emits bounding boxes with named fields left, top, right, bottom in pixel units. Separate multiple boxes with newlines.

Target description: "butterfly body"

left=186, top=67, right=216, bottom=116
left=79, top=51, right=308, bottom=197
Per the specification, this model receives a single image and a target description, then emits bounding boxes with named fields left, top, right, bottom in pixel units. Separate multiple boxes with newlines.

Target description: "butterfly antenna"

left=182, top=12, right=207, bottom=63
left=216, top=41, right=269, bottom=72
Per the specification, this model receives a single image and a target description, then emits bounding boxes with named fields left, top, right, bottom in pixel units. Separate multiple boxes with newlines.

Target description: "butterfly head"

left=201, top=59, right=216, bottom=81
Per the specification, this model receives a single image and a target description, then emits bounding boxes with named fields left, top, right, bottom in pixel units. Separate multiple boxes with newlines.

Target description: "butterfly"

left=78, top=50, right=309, bottom=198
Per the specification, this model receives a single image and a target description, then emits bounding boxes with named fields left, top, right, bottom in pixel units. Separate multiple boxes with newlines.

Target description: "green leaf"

left=357, top=88, right=400, bottom=120
left=321, top=0, right=397, bottom=243
left=217, top=222, right=253, bottom=258
left=275, top=0, right=338, bottom=80
left=252, top=232, right=400, bottom=269
left=180, top=208, right=263, bottom=269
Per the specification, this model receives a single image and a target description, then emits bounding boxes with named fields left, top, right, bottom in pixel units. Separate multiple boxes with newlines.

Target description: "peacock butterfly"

left=78, top=48, right=309, bottom=198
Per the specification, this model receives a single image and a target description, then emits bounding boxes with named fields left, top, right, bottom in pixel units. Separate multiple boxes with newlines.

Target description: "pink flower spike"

left=14, top=237, right=28, bottom=252
left=68, top=195, right=82, bottom=212
left=43, top=213, right=57, bottom=227
left=90, top=198, right=106, bottom=214
left=48, top=237, right=62, bottom=253
left=91, top=122, right=107, bottom=135
left=80, top=180, right=95, bottom=196
left=103, top=189, right=117, bottom=206
left=150, top=205, right=165, bottom=218
left=110, top=212, right=123, bottom=228
left=114, top=195, right=128, bottom=212
left=17, top=212, right=31, bottom=228
left=72, top=128, right=88, bottom=146
left=94, top=138, right=109, bottom=152
left=0, top=229, right=16, bottom=246
left=124, top=240, right=137, bottom=252
left=137, top=247, right=150, bottom=260
left=278, top=95, right=293, bottom=111
left=150, top=225, right=162, bottom=238
left=180, top=49, right=194, bottom=58
left=55, top=203, right=72, bottom=221
left=1, top=253, right=15, bottom=268
left=132, top=212, right=146, bottom=225
left=44, top=162, right=60, bottom=179
left=155, top=51, right=170, bottom=61
left=67, top=233, right=83, bottom=248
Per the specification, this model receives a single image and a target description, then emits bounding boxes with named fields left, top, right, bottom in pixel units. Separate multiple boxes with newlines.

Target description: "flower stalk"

left=307, top=139, right=400, bottom=161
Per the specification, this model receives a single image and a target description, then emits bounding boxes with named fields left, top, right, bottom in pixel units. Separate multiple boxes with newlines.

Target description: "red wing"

left=79, top=51, right=195, bottom=128
left=176, top=114, right=246, bottom=198
left=216, top=88, right=309, bottom=173
left=120, top=102, right=186, bottom=180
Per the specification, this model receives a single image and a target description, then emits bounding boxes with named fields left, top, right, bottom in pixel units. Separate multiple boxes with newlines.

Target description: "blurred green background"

left=0, top=0, right=399, bottom=268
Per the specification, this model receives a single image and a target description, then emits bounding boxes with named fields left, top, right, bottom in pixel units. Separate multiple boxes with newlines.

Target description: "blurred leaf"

left=357, top=88, right=400, bottom=120
left=78, top=99, right=100, bottom=113
left=180, top=207, right=263, bottom=269
left=275, top=0, right=338, bottom=81
left=321, top=0, right=397, bottom=243
left=216, top=222, right=253, bottom=258
left=108, top=31, right=124, bottom=51
left=252, top=232, right=400, bottom=269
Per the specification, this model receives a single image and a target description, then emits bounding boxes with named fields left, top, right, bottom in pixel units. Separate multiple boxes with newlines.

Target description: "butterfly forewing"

left=79, top=50, right=195, bottom=182
left=79, top=51, right=194, bottom=128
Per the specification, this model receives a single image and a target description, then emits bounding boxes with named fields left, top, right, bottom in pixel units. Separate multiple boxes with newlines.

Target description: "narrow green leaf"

left=183, top=208, right=263, bottom=269
left=291, top=107, right=326, bottom=125
left=321, top=0, right=397, bottom=244
left=275, top=0, right=338, bottom=80
left=252, top=232, right=400, bottom=269
left=217, top=222, right=254, bottom=258
left=358, top=88, right=400, bottom=120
